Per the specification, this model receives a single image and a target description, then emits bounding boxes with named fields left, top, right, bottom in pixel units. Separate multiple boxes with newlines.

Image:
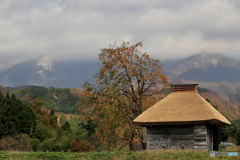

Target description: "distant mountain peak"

left=194, top=53, right=240, bottom=68
left=164, top=52, right=240, bottom=84
left=0, top=57, right=100, bottom=88
left=211, top=58, right=218, bottom=66
left=190, top=53, right=221, bottom=69
left=174, top=53, right=240, bottom=72
left=37, top=55, right=52, bottom=70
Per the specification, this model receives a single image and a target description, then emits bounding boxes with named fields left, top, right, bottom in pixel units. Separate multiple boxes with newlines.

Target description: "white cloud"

left=0, top=0, right=239, bottom=65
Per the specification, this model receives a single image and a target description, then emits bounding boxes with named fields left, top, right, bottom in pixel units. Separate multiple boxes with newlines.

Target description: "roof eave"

left=133, top=119, right=231, bottom=127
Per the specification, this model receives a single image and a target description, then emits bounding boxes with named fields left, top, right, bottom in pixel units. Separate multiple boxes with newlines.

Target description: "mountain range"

left=0, top=55, right=100, bottom=89
left=164, top=53, right=240, bottom=83
left=163, top=53, right=240, bottom=98
left=0, top=53, right=240, bottom=99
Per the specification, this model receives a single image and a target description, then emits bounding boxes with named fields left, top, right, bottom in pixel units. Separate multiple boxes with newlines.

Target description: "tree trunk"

left=129, top=130, right=136, bottom=151
left=142, top=142, right=147, bottom=150
left=136, top=126, right=147, bottom=150
left=142, top=127, right=147, bottom=150
left=129, top=142, right=134, bottom=151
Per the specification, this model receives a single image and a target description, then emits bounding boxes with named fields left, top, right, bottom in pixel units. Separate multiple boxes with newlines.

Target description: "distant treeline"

left=11, top=86, right=86, bottom=114
left=9, top=86, right=210, bottom=114
left=197, top=87, right=210, bottom=93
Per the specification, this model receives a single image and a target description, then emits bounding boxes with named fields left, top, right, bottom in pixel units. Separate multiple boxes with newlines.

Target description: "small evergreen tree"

left=49, top=110, right=58, bottom=128
left=0, top=92, right=20, bottom=138
left=0, top=91, right=36, bottom=138
left=62, top=121, right=71, bottom=131
left=59, top=114, right=67, bottom=125
left=0, top=91, right=4, bottom=102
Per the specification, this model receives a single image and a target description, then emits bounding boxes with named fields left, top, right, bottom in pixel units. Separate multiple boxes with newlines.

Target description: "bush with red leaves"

left=70, top=140, right=94, bottom=152
left=0, top=134, right=32, bottom=151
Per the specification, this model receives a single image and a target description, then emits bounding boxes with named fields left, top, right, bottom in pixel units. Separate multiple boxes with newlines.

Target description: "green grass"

left=0, top=150, right=239, bottom=160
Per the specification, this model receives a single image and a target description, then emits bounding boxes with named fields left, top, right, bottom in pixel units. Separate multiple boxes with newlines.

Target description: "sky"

left=0, top=0, right=240, bottom=67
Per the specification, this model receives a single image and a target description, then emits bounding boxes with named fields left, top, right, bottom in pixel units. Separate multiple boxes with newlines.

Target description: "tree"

left=79, top=42, right=168, bottom=150
left=0, top=86, right=7, bottom=95
left=0, top=92, right=35, bottom=138
left=229, top=88, right=240, bottom=119
left=62, top=121, right=71, bottom=131
left=29, top=99, right=58, bottom=128
left=79, top=119, right=97, bottom=137
left=59, top=113, right=67, bottom=125
left=49, top=110, right=58, bottom=128
left=228, top=88, right=240, bottom=145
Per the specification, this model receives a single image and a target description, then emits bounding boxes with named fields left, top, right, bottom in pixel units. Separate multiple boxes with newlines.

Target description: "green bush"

left=28, top=152, right=66, bottom=160
left=219, top=144, right=228, bottom=150
left=30, top=138, right=40, bottom=151
left=60, top=136, right=72, bottom=152
left=38, top=138, right=53, bottom=151
left=32, top=123, right=55, bottom=142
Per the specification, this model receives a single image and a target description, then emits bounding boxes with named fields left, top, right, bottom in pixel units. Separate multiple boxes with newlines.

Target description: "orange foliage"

left=21, top=94, right=30, bottom=104
left=78, top=42, right=169, bottom=150
left=29, top=99, right=58, bottom=128
left=0, top=86, right=7, bottom=95
left=71, top=90, right=85, bottom=98
left=70, top=140, right=94, bottom=152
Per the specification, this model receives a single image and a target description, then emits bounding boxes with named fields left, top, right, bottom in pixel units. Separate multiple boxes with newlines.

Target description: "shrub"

left=219, top=144, right=227, bottom=150
left=28, top=152, right=66, bottom=159
left=30, top=138, right=40, bottom=151
left=0, top=134, right=32, bottom=151
left=32, top=123, right=54, bottom=142
left=38, top=138, right=53, bottom=151
left=70, top=140, right=94, bottom=152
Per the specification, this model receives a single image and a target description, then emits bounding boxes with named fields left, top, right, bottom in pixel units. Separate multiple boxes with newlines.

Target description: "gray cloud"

left=0, top=0, right=239, bottom=66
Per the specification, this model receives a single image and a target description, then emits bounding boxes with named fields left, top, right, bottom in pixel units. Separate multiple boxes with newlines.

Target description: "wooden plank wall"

left=147, top=125, right=194, bottom=150
left=147, top=124, right=208, bottom=150
left=194, top=124, right=207, bottom=150
left=171, top=85, right=197, bottom=92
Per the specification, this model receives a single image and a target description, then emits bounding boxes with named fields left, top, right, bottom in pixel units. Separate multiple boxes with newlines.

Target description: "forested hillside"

left=0, top=90, right=95, bottom=152
left=0, top=83, right=238, bottom=152
left=11, top=86, right=86, bottom=114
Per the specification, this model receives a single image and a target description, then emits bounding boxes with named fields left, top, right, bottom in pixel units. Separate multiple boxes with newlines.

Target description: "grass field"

left=0, top=146, right=239, bottom=160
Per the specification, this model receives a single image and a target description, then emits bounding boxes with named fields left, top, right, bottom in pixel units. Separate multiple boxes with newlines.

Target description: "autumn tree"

left=29, top=99, right=58, bottom=128
left=227, top=88, right=240, bottom=145
left=79, top=42, right=168, bottom=150
left=229, top=88, right=240, bottom=117
left=0, top=86, right=7, bottom=95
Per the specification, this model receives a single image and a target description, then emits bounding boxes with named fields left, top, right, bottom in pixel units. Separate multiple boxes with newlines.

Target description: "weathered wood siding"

left=212, top=125, right=219, bottom=151
left=147, top=124, right=211, bottom=150
left=147, top=125, right=194, bottom=150
left=194, top=124, right=207, bottom=150
left=207, top=124, right=219, bottom=151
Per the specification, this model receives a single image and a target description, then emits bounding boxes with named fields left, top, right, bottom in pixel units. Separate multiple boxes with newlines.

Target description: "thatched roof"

left=133, top=84, right=231, bottom=127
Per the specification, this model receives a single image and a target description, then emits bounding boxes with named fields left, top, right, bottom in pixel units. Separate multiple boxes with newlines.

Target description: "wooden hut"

left=133, top=84, right=231, bottom=151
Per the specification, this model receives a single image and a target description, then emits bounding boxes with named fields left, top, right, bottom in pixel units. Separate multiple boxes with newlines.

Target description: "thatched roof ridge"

left=133, top=92, right=231, bottom=126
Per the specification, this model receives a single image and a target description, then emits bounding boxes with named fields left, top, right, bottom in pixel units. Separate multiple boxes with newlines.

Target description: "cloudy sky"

left=0, top=0, right=240, bottom=66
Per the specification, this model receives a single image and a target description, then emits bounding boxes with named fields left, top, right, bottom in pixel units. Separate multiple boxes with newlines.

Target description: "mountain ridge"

left=0, top=56, right=100, bottom=88
left=0, top=53, right=240, bottom=99
left=163, top=53, right=240, bottom=83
